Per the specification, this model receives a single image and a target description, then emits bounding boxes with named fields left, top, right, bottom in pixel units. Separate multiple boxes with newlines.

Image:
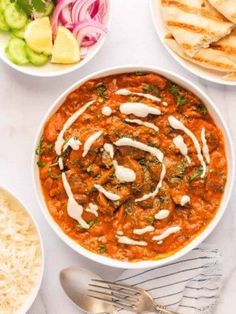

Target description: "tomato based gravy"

left=37, top=72, right=227, bottom=262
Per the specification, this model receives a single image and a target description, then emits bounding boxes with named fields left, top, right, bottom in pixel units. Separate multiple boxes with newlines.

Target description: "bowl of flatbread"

left=150, top=0, right=236, bottom=85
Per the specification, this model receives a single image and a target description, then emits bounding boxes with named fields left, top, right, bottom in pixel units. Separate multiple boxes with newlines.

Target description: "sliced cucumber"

left=0, top=0, right=10, bottom=11
left=4, top=3, right=27, bottom=29
left=25, top=45, right=49, bottom=66
left=11, top=19, right=30, bottom=38
left=44, top=2, right=54, bottom=16
left=0, top=11, right=9, bottom=31
left=6, top=38, right=29, bottom=65
left=11, top=27, right=25, bottom=38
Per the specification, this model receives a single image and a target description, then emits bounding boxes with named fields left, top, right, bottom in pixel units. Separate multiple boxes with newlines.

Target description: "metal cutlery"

left=88, top=278, right=180, bottom=314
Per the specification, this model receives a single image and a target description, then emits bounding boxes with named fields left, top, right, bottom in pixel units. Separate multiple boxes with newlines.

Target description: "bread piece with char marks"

left=161, top=0, right=234, bottom=57
left=165, top=30, right=236, bottom=72
left=208, top=0, right=236, bottom=24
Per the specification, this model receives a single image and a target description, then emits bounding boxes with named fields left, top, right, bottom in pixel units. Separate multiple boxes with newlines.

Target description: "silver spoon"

left=60, top=266, right=116, bottom=314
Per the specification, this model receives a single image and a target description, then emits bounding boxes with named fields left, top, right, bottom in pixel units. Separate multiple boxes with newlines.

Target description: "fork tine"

left=89, top=283, right=139, bottom=298
left=88, top=288, right=138, bottom=303
left=91, top=279, right=141, bottom=294
left=88, top=293, right=136, bottom=311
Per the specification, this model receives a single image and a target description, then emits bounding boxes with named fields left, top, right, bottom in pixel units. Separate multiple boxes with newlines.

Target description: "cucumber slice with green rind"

left=11, top=20, right=30, bottom=38
left=4, top=3, right=27, bottom=29
left=25, top=45, right=49, bottom=66
left=0, top=11, right=9, bottom=31
left=6, top=38, right=29, bottom=65
left=11, top=27, right=25, bottom=38
left=0, top=0, right=10, bottom=11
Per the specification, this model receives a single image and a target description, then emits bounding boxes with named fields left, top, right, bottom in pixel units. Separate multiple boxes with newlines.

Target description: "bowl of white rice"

left=0, top=186, right=44, bottom=314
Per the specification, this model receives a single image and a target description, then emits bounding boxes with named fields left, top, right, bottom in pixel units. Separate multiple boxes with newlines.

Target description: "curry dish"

left=37, top=72, right=227, bottom=262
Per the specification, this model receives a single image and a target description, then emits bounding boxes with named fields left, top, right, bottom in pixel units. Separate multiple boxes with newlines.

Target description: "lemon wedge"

left=51, top=26, right=80, bottom=64
left=24, top=17, right=52, bottom=55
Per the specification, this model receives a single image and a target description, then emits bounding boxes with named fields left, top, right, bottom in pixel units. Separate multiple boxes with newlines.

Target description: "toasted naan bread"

left=208, top=0, right=236, bottom=24
left=161, top=0, right=234, bottom=57
left=165, top=30, right=236, bottom=72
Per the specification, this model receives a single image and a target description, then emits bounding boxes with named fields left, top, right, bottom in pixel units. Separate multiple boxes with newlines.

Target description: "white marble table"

left=0, top=0, right=235, bottom=313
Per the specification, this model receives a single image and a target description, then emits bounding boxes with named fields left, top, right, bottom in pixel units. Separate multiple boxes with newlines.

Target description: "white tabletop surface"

left=0, top=0, right=236, bottom=313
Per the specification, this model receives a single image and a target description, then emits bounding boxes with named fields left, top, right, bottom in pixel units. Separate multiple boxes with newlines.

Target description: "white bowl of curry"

left=33, top=66, right=234, bottom=269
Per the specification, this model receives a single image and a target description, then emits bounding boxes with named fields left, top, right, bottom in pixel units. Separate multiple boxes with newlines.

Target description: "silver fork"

left=88, top=279, right=180, bottom=314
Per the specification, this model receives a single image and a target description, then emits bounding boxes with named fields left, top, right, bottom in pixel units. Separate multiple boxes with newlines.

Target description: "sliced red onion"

left=64, top=23, right=75, bottom=31
left=73, top=19, right=107, bottom=36
left=59, top=5, right=72, bottom=25
left=51, top=0, right=76, bottom=35
left=51, top=0, right=109, bottom=53
left=80, top=35, right=98, bottom=47
left=77, top=0, right=96, bottom=21
left=72, top=19, right=106, bottom=47
left=71, top=0, right=88, bottom=23
left=89, top=0, right=99, bottom=18
left=97, top=0, right=108, bottom=20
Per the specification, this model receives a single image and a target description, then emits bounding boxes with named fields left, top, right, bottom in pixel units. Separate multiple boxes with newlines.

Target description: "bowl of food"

left=0, top=0, right=110, bottom=77
left=33, top=65, right=234, bottom=268
left=0, top=185, right=44, bottom=313
left=150, top=0, right=236, bottom=85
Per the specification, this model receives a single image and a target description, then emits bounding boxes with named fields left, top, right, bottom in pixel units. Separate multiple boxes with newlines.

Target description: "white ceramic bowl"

left=33, top=65, right=235, bottom=269
left=0, top=185, right=44, bottom=314
left=150, top=0, right=236, bottom=86
left=0, top=4, right=111, bottom=77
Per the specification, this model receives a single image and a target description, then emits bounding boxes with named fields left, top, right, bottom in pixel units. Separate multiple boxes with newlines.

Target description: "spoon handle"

left=154, top=304, right=180, bottom=314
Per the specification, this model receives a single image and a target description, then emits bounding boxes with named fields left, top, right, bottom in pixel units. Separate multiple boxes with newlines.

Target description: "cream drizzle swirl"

left=116, top=88, right=161, bottom=102
left=125, top=118, right=159, bottom=132
left=114, top=137, right=166, bottom=202
left=55, top=100, right=94, bottom=155
left=168, top=116, right=206, bottom=177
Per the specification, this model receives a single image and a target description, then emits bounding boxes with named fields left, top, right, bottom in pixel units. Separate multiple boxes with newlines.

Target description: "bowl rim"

left=0, top=2, right=111, bottom=78
left=0, top=185, right=44, bottom=314
left=32, top=65, right=235, bottom=269
left=149, top=0, right=236, bottom=86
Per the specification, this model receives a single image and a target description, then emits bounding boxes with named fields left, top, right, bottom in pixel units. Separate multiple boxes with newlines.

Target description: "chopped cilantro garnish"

left=175, top=160, right=188, bottom=178
left=12, top=0, right=47, bottom=15
left=169, top=84, right=179, bottom=97
left=32, top=0, right=46, bottom=12
left=168, top=83, right=188, bottom=107
left=64, top=138, right=70, bottom=145
left=96, top=83, right=107, bottom=102
left=99, top=246, right=107, bottom=253
left=138, top=158, right=147, bottom=166
left=89, top=218, right=99, bottom=227
left=142, top=85, right=153, bottom=92
left=37, top=161, right=45, bottom=168
left=142, top=84, right=160, bottom=97
left=189, top=167, right=203, bottom=182
left=218, top=186, right=224, bottom=193
left=47, top=143, right=53, bottom=150
left=176, top=95, right=187, bottom=106
left=160, top=194, right=169, bottom=203
left=124, top=201, right=133, bottom=215
left=197, top=104, right=208, bottom=115
left=147, top=215, right=155, bottom=224
left=135, top=71, right=146, bottom=76
left=48, top=161, right=61, bottom=180
left=35, top=137, right=44, bottom=156
left=128, top=95, right=139, bottom=102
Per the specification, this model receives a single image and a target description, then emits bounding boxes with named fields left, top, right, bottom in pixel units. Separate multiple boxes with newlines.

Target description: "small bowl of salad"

left=0, top=0, right=110, bottom=77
